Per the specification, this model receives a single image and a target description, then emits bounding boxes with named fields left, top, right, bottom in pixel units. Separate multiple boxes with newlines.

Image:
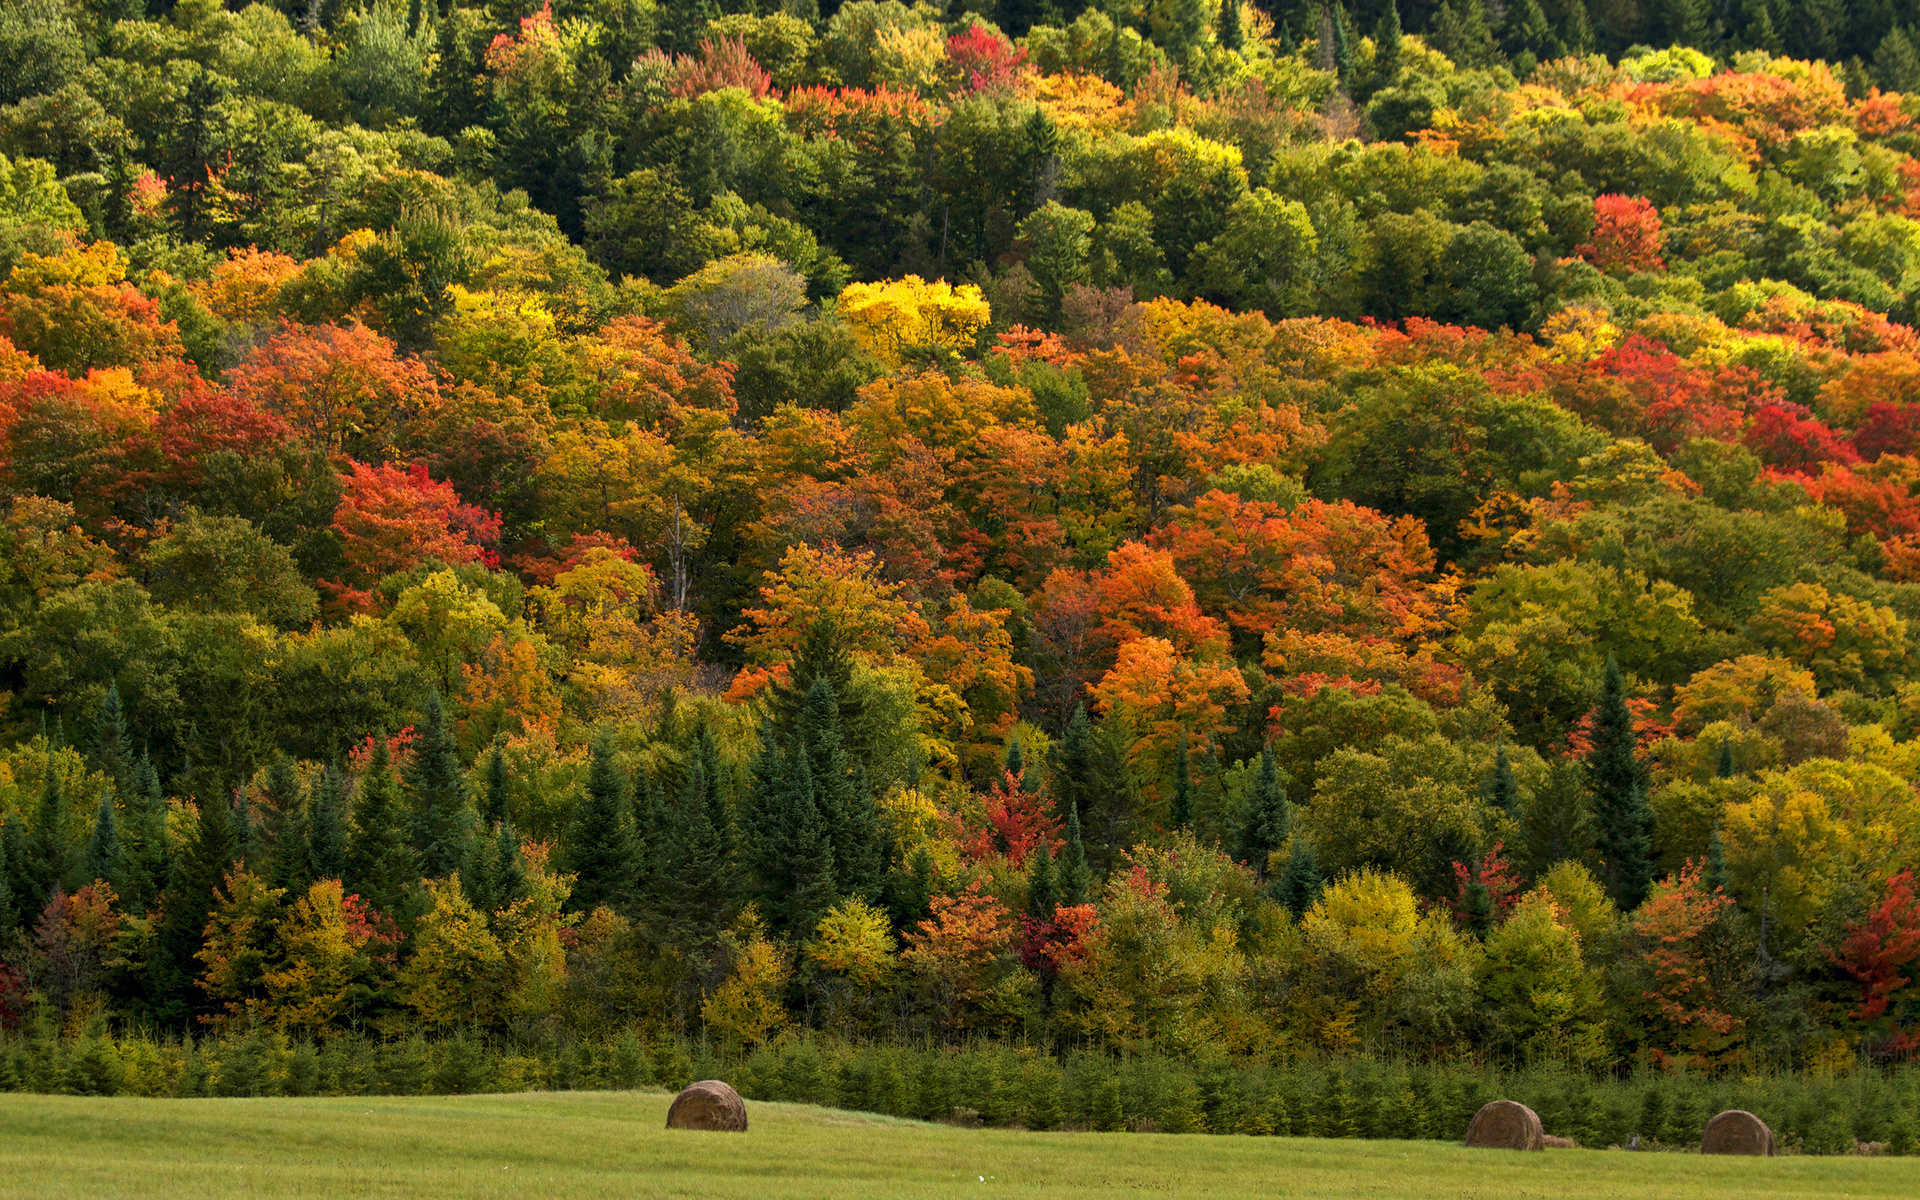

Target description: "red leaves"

left=957, top=765, right=1061, bottom=868
left=946, top=23, right=1028, bottom=95
left=1631, top=860, right=1739, bottom=1068
left=331, top=461, right=501, bottom=589
left=1450, top=842, right=1521, bottom=927
left=668, top=38, right=773, bottom=101
left=1577, top=195, right=1666, bottom=274
left=1825, top=870, right=1920, bottom=1027
left=1743, top=403, right=1861, bottom=476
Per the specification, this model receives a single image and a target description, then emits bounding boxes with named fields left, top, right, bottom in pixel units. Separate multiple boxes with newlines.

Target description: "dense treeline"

left=3, top=0, right=1920, bottom=1084
left=10, top=1029, right=1919, bottom=1152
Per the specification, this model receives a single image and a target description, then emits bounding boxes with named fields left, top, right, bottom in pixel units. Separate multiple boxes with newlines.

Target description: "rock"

left=1699, top=1109, right=1773, bottom=1156
left=666, top=1080, right=748, bottom=1132
left=1463, top=1100, right=1545, bottom=1151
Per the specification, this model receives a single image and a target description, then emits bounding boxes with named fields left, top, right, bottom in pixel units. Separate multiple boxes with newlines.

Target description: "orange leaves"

left=1629, top=860, right=1739, bottom=1067
left=331, top=461, right=500, bottom=590
left=901, top=878, right=1017, bottom=1027
left=227, top=321, right=438, bottom=458
left=1578, top=195, right=1667, bottom=275
left=728, top=541, right=928, bottom=666
left=1094, top=541, right=1228, bottom=658
left=579, top=315, right=736, bottom=428
left=1089, top=635, right=1249, bottom=783
left=0, top=241, right=183, bottom=375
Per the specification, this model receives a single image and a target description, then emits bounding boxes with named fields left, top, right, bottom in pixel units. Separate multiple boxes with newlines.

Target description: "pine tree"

left=1433, top=0, right=1496, bottom=67
left=231, top=782, right=253, bottom=869
left=407, top=692, right=474, bottom=879
left=1170, top=732, right=1193, bottom=831
left=1559, top=0, right=1594, bottom=51
left=562, top=729, right=637, bottom=913
left=30, top=747, right=67, bottom=901
left=1049, top=705, right=1133, bottom=875
left=1219, top=0, right=1244, bottom=51
left=1705, top=823, right=1730, bottom=899
left=482, top=820, right=526, bottom=914
left=1331, top=4, right=1355, bottom=86
left=1005, top=736, right=1025, bottom=782
left=347, top=740, right=417, bottom=914
left=1027, top=834, right=1057, bottom=921
left=1740, top=0, right=1779, bottom=52
left=1587, top=656, right=1656, bottom=909
left=1049, top=704, right=1096, bottom=823
left=84, top=793, right=120, bottom=890
left=1278, top=842, right=1325, bottom=917
left=263, top=753, right=308, bottom=893
left=481, top=739, right=510, bottom=828
left=122, top=751, right=167, bottom=910
left=786, top=758, right=838, bottom=937
left=0, top=820, right=15, bottom=936
left=152, top=779, right=238, bottom=1025
left=307, top=763, right=350, bottom=884
left=770, top=618, right=877, bottom=773
left=1516, top=758, right=1597, bottom=879
left=89, top=683, right=134, bottom=799
left=1239, top=746, right=1290, bottom=879
left=1376, top=0, right=1403, bottom=84
left=1488, top=741, right=1519, bottom=819
left=1877, top=27, right=1920, bottom=93
left=1500, top=0, right=1559, bottom=63
left=801, top=679, right=883, bottom=899
left=1662, top=0, right=1708, bottom=48
left=657, top=744, right=735, bottom=948
left=1716, top=737, right=1734, bottom=779
left=1058, top=803, right=1092, bottom=906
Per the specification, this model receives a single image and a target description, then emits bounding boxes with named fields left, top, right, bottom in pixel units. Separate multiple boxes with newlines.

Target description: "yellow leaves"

left=1302, top=867, right=1420, bottom=988
left=836, top=276, right=990, bottom=367
left=848, top=370, right=1042, bottom=460
left=8, top=239, right=126, bottom=290
left=1721, top=784, right=1846, bottom=929
left=261, top=879, right=384, bottom=1039
left=1089, top=636, right=1249, bottom=787
left=197, top=247, right=303, bottom=324
left=702, top=910, right=791, bottom=1050
left=400, top=875, right=507, bottom=1030
left=808, top=897, right=898, bottom=988
left=728, top=542, right=929, bottom=666
left=1672, top=654, right=1818, bottom=733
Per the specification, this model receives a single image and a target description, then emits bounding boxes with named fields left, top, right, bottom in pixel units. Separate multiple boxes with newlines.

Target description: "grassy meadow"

left=0, top=1090, right=1915, bottom=1199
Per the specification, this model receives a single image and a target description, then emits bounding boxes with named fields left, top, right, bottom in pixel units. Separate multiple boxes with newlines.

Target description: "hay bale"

left=666, top=1080, right=747, bottom=1132
left=1699, top=1109, right=1773, bottom=1156
left=1463, top=1100, right=1544, bottom=1150
left=1541, top=1134, right=1577, bottom=1149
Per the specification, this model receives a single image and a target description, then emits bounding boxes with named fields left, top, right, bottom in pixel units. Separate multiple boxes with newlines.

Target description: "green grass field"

left=1, top=1090, right=1916, bottom=1199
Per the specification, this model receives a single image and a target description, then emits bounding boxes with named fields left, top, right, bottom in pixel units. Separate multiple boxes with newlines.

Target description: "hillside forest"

left=5, top=0, right=1920, bottom=1079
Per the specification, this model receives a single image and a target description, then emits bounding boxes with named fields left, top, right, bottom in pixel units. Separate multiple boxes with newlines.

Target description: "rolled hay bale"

left=1700, top=1110, right=1774, bottom=1156
left=666, top=1080, right=748, bottom=1132
left=1463, top=1100, right=1544, bottom=1150
left=1541, top=1135, right=1577, bottom=1149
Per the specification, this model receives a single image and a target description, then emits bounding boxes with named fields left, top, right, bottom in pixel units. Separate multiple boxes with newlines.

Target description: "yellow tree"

left=1089, top=635, right=1249, bottom=791
left=262, top=879, right=394, bottom=1038
left=399, top=875, right=507, bottom=1030
left=195, top=868, right=287, bottom=1031
left=836, top=276, right=991, bottom=366
left=726, top=542, right=929, bottom=667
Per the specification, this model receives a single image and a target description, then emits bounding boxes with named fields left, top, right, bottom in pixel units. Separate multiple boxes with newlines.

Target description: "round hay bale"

left=1463, top=1100, right=1544, bottom=1151
left=1540, top=1134, right=1577, bottom=1149
left=666, top=1080, right=747, bottom=1132
left=1700, top=1109, right=1773, bottom=1156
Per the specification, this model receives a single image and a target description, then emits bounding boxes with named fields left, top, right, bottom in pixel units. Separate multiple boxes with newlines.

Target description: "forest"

left=2, top=0, right=1920, bottom=1097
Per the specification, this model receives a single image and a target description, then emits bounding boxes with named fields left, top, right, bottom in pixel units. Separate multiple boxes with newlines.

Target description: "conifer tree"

left=1239, top=746, right=1290, bottom=879
left=562, top=729, right=637, bottom=913
left=1376, top=0, right=1403, bottom=84
left=801, top=678, right=883, bottom=899
left=479, top=820, right=526, bottom=914
left=89, top=683, right=134, bottom=799
left=1488, top=741, right=1518, bottom=819
left=1027, top=834, right=1057, bottom=921
left=153, top=780, right=238, bottom=1024
left=1705, top=823, right=1730, bottom=898
left=1049, top=704, right=1096, bottom=822
left=30, top=747, right=67, bottom=901
left=1499, top=0, right=1558, bottom=64
left=1588, top=656, right=1655, bottom=909
left=1716, top=736, right=1734, bottom=779
left=0, top=821, right=15, bottom=936
left=786, top=752, right=838, bottom=937
left=1219, top=0, right=1244, bottom=51
left=1559, top=0, right=1594, bottom=50
left=408, top=692, right=474, bottom=879
left=1170, top=731, right=1193, bottom=831
left=307, top=763, right=350, bottom=883
left=84, top=793, right=120, bottom=890
left=1005, top=736, right=1025, bottom=782
left=1878, top=27, right=1920, bottom=92
left=658, top=745, right=736, bottom=947
left=123, top=751, right=167, bottom=910
left=1049, top=705, right=1133, bottom=874
left=1277, top=841, right=1325, bottom=917
left=263, top=753, right=308, bottom=893
left=231, top=782, right=253, bottom=868
left=347, top=739, right=417, bottom=914
left=1331, top=4, right=1354, bottom=85
left=1058, top=803, right=1092, bottom=906
left=481, top=739, right=510, bottom=828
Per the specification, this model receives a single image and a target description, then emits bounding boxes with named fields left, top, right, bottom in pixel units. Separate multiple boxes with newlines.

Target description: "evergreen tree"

left=307, top=763, right=350, bottom=884
left=1058, top=803, right=1092, bottom=907
left=84, top=792, right=120, bottom=890
left=786, top=755, right=838, bottom=937
left=1005, top=736, right=1025, bottom=782
left=122, top=751, right=167, bottom=910
left=1488, top=741, right=1519, bottom=819
left=29, top=747, right=67, bottom=901
left=562, top=729, right=637, bottom=913
left=89, top=683, right=134, bottom=799
left=407, top=692, right=474, bottom=879
left=770, top=619, right=878, bottom=774
left=1740, top=0, right=1779, bottom=52
left=1661, top=0, right=1709, bottom=48
left=1027, top=834, right=1057, bottom=922
left=0, top=820, right=15, bottom=936
left=1432, top=0, right=1496, bottom=67
left=657, top=738, right=736, bottom=948
left=1049, top=704, right=1096, bottom=822
left=1048, top=705, right=1134, bottom=875
left=480, top=820, right=526, bottom=914
left=800, top=678, right=883, bottom=899
left=1239, top=746, right=1290, bottom=879
left=481, top=739, right=510, bottom=828
left=1170, top=731, right=1194, bottom=831
left=1516, top=758, right=1596, bottom=879
left=1877, top=27, right=1920, bottom=92
left=1559, top=0, right=1594, bottom=51
left=1220, top=0, right=1244, bottom=51
left=1332, top=4, right=1355, bottom=86
left=152, top=779, right=238, bottom=1025
left=231, top=782, right=253, bottom=869
left=1716, top=737, right=1735, bottom=779
left=1375, top=0, right=1403, bottom=84
left=1500, top=0, right=1559, bottom=64
left=1277, top=841, right=1325, bottom=917
left=1705, top=823, right=1730, bottom=898
left=347, top=739, right=417, bottom=914
left=1587, top=656, right=1656, bottom=909
left=263, top=753, right=308, bottom=893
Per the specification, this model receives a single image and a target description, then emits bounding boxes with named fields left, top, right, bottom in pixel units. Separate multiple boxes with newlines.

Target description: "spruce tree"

left=562, top=730, right=637, bottom=913
left=481, top=739, right=510, bottom=828
left=1488, top=741, right=1519, bottom=819
left=84, top=793, right=120, bottom=890
left=1716, top=737, right=1734, bottom=779
left=1705, top=824, right=1730, bottom=898
left=123, top=751, right=167, bottom=910
left=1058, top=803, right=1092, bottom=907
left=1239, top=746, right=1290, bottom=879
left=1278, top=841, right=1325, bottom=917
left=307, top=763, right=350, bottom=884
left=801, top=678, right=883, bottom=899
left=1559, top=0, right=1594, bottom=51
left=1027, top=834, right=1057, bottom=922
left=1170, top=731, right=1193, bottom=831
left=1219, top=0, right=1244, bottom=51
left=786, top=758, right=838, bottom=937
left=658, top=749, right=735, bottom=948
left=407, top=692, right=474, bottom=879
left=1049, top=704, right=1096, bottom=823
left=1516, top=758, right=1596, bottom=879
left=231, top=782, right=253, bottom=869
left=89, top=683, right=135, bottom=799
left=1, top=819, right=26, bottom=929
left=1376, top=0, right=1403, bottom=85
left=1877, top=27, right=1920, bottom=93
left=29, top=748, right=67, bottom=901
left=1331, top=4, right=1354, bottom=86
left=483, top=820, right=526, bottom=914
left=0, top=820, right=15, bottom=936
left=1587, top=656, right=1656, bottom=909
left=1499, top=0, right=1558, bottom=64
left=263, top=753, right=308, bottom=893
left=347, top=740, right=417, bottom=914
left=153, top=781, right=238, bottom=1024
left=1005, top=736, right=1025, bottom=782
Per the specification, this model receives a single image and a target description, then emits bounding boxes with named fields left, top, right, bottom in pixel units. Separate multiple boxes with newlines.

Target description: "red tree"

left=1577, top=194, right=1666, bottom=274
left=1825, top=870, right=1920, bottom=1048
left=331, top=461, right=501, bottom=591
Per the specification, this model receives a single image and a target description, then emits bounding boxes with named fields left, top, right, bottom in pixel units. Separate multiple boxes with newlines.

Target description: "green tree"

left=1016, top=201, right=1096, bottom=326
left=407, top=692, right=474, bottom=880
left=562, top=730, right=638, bottom=913
left=29, top=748, right=68, bottom=900
left=1170, top=731, right=1194, bottom=831
left=307, top=763, right=349, bottom=884
left=1587, top=656, right=1655, bottom=909
left=481, top=739, right=510, bottom=828
left=122, top=751, right=168, bottom=911
left=1058, top=802, right=1092, bottom=907
left=1239, top=746, right=1290, bottom=880
left=262, top=753, right=308, bottom=894
left=799, top=679, right=883, bottom=901
left=346, top=739, right=416, bottom=915
left=151, top=779, right=238, bottom=1026
left=83, top=792, right=119, bottom=890
left=1277, top=841, right=1324, bottom=917
left=88, top=683, right=134, bottom=799
left=1488, top=742, right=1519, bottom=819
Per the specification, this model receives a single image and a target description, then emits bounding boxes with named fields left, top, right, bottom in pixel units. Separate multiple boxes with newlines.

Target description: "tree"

left=1058, top=802, right=1092, bottom=907
left=562, top=730, right=638, bottom=913
left=481, top=740, right=510, bottom=828
left=401, top=874, right=505, bottom=1029
left=150, top=779, right=238, bottom=1025
left=836, top=276, right=992, bottom=366
left=1277, top=841, right=1324, bottom=917
left=83, top=792, right=119, bottom=890
left=121, top=751, right=168, bottom=913
left=307, top=763, right=349, bottom=884
left=87, top=682, right=133, bottom=799
left=407, top=692, right=474, bottom=880
left=1488, top=742, right=1519, bottom=820
left=1576, top=195, right=1667, bottom=275
left=799, top=678, right=884, bottom=901
left=1170, top=731, right=1194, bottom=831
left=1239, top=746, right=1290, bottom=879
left=224, top=321, right=437, bottom=459
left=346, top=739, right=416, bottom=916
left=655, top=724, right=738, bottom=948
left=1587, top=656, right=1656, bottom=909
left=330, top=462, right=501, bottom=592
left=144, top=513, right=317, bottom=629
left=1824, top=870, right=1920, bottom=1037
left=29, top=748, right=68, bottom=901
